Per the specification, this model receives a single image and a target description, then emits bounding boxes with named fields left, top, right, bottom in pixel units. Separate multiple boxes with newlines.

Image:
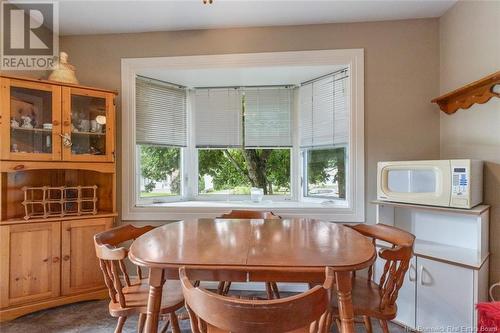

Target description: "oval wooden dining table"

left=129, top=218, right=376, bottom=333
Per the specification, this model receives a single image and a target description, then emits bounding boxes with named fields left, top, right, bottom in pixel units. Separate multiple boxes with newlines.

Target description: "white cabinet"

left=373, top=201, right=490, bottom=331
left=375, top=254, right=484, bottom=330
left=416, top=257, right=473, bottom=329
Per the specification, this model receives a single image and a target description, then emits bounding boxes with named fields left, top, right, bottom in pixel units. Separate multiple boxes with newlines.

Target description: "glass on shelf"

left=10, top=87, right=53, bottom=154
left=70, top=94, right=106, bottom=155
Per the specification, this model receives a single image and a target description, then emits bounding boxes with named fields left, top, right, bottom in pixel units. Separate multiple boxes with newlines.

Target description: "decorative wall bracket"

left=432, top=71, right=500, bottom=114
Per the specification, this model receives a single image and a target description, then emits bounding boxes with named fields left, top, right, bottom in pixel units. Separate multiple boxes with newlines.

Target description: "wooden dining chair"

left=94, top=224, right=185, bottom=333
left=217, top=210, right=282, bottom=299
left=218, top=209, right=281, bottom=220
left=180, top=266, right=335, bottom=333
left=331, top=223, right=415, bottom=333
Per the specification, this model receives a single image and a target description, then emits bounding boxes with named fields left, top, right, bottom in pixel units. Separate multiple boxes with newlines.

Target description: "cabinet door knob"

left=63, top=120, right=70, bottom=127
left=409, top=263, right=416, bottom=282
left=63, top=255, right=70, bottom=261
left=13, top=164, right=25, bottom=170
left=489, top=282, right=500, bottom=301
left=419, top=265, right=427, bottom=285
left=52, top=256, right=60, bottom=263
left=52, top=120, right=60, bottom=126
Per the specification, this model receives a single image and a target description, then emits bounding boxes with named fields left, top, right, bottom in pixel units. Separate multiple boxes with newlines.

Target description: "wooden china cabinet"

left=0, top=75, right=117, bottom=322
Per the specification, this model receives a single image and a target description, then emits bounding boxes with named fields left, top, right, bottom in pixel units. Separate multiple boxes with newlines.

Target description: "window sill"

left=136, top=199, right=348, bottom=209
left=136, top=200, right=348, bottom=209
left=124, top=199, right=364, bottom=223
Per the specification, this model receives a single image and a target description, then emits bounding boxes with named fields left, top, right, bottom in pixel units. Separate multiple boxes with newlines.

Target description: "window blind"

left=244, top=87, right=293, bottom=148
left=136, top=76, right=187, bottom=147
left=194, top=88, right=242, bottom=148
left=299, top=70, right=349, bottom=148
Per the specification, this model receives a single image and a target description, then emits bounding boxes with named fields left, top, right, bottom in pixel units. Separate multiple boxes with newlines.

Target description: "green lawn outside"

left=140, top=192, right=177, bottom=198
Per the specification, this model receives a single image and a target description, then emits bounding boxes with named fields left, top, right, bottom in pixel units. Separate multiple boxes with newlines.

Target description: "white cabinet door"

left=395, top=256, right=417, bottom=328
left=416, top=257, right=473, bottom=330
left=374, top=252, right=416, bottom=328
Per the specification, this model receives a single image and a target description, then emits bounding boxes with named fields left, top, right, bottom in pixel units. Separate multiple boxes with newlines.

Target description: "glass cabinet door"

left=62, top=87, right=114, bottom=162
left=1, top=78, right=61, bottom=160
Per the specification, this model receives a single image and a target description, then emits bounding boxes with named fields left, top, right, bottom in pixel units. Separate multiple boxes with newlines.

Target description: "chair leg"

left=223, top=281, right=232, bottom=295
left=170, top=312, right=181, bottom=333
left=363, top=316, right=373, bottom=333
left=137, top=313, right=146, bottom=333
left=159, top=318, right=170, bottom=333
left=265, top=282, right=274, bottom=299
left=335, top=318, right=342, bottom=333
left=271, top=282, right=280, bottom=299
left=322, top=312, right=333, bottom=333
left=379, top=319, right=389, bottom=333
left=114, top=316, right=127, bottom=333
left=217, top=281, right=226, bottom=294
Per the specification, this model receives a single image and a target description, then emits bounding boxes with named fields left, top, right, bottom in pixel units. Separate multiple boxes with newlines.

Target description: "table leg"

left=334, top=271, right=355, bottom=333
left=144, top=267, right=165, bottom=333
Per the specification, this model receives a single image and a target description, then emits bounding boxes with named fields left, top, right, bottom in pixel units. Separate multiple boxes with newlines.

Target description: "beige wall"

left=59, top=19, right=440, bottom=225
left=439, top=0, right=500, bottom=298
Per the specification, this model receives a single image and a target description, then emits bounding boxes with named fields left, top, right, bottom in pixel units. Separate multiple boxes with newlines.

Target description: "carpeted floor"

left=0, top=297, right=406, bottom=333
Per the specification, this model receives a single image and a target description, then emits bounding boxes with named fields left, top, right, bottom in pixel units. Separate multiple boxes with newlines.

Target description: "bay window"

left=136, top=71, right=349, bottom=203
left=123, top=49, right=364, bottom=221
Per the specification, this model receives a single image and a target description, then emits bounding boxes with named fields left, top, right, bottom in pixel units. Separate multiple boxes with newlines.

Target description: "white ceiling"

left=138, top=64, right=346, bottom=87
left=56, top=0, right=457, bottom=36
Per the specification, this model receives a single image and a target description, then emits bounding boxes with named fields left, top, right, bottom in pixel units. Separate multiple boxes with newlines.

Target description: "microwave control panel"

left=452, top=167, right=468, bottom=196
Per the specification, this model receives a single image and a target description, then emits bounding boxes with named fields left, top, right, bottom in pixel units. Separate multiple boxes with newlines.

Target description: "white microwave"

left=377, top=159, right=483, bottom=209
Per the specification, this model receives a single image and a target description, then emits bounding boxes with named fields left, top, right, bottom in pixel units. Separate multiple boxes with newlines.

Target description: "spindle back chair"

left=180, top=266, right=334, bottom=333
left=219, top=210, right=281, bottom=220
left=94, top=224, right=184, bottom=333
left=94, top=224, right=154, bottom=291
left=332, top=223, right=415, bottom=333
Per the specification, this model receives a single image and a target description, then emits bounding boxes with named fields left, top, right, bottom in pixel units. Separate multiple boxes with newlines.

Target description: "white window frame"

left=122, top=49, right=364, bottom=221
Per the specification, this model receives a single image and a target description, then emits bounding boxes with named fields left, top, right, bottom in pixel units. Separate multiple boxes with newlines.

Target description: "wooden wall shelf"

left=432, top=71, right=500, bottom=114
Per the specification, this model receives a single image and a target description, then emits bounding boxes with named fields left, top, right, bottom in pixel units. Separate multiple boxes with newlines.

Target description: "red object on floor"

left=477, top=302, right=500, bottom=332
